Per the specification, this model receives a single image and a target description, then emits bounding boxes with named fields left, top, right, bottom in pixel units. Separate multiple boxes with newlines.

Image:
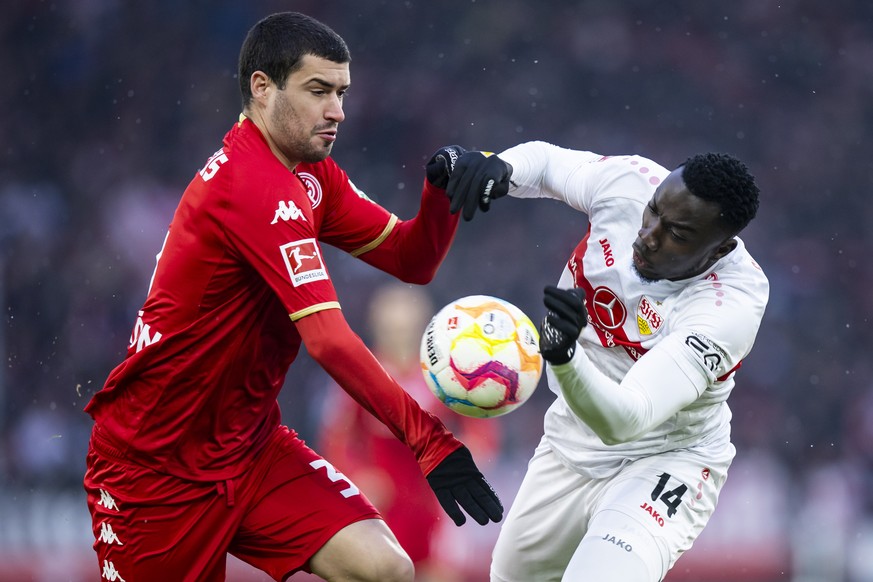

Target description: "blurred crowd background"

left=2, top=1, right=871, bottom=580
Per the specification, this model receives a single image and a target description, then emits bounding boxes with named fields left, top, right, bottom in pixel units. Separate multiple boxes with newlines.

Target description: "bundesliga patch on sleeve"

left=280, top=239, right=329, bottom=286
left=348, top=178, right=372, bottom=202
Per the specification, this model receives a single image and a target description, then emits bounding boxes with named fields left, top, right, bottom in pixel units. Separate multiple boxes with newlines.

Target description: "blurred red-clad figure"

left=319, top=283, right=501, bottom=581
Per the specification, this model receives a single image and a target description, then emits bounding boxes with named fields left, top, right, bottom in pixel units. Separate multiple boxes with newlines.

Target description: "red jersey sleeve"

left=300, top=159, right=460, bottom=284
left=296, top=308, right=462, bottom=475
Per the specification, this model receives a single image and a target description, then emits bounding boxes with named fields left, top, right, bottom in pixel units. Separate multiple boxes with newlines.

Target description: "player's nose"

left=325, top=95, right=345, bottom=122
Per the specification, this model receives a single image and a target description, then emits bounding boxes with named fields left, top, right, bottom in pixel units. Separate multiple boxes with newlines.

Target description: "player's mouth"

left=632, top=245, right=653, bottom=270
left=315, top=130, right=337, bottom=143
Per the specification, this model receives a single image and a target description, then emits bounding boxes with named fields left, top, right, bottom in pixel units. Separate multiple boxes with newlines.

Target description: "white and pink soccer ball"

left=420, top=295, right=543, bottom=418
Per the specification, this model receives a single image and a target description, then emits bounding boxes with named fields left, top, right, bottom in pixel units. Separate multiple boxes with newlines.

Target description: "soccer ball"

left=420, top=295, right=543, bottom=418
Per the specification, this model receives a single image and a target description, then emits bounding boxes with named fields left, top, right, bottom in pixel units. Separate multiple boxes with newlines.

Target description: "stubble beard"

left=631, top=259, right=659, bottom=284
left=272, top=93, right=332, bottom=165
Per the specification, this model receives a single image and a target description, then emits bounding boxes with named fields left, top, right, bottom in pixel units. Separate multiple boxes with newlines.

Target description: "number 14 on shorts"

left=640, top=472, right=688, bottom=525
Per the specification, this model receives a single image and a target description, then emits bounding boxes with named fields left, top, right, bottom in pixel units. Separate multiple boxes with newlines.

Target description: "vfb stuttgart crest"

left=637, top=296, right=664, bottom=336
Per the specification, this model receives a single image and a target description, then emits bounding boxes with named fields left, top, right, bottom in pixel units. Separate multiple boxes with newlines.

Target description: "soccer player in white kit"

left=444, top=142, right=769, bottom=581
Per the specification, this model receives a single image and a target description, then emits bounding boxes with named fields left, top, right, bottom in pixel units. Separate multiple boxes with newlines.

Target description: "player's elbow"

left=303, top=329, right=346, bottom=365
left=575, top=410, right=644, bottom=445
left=563, top=399, right=644, bottom=445
left=395, top=266, right=437, bottom=285
left=600, top=412, right=652, bottom=444
left=402, top=273, right=435, bottom=285
left=596, top=427, right=641, bottom=446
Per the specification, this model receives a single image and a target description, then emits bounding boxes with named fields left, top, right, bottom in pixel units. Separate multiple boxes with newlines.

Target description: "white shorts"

left=490, top=438, right=730, bottom=582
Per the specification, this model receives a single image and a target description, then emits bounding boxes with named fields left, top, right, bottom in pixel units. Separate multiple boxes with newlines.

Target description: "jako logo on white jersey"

left=271, top=200, right=308, bottom=224
left=598, top=238, right=615, bottom=267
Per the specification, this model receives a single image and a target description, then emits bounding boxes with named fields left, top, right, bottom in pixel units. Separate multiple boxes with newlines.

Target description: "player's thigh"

left=565, top=508, right=660, bottom=581
left=84, top=443, right=236, bottom=581
left=308, top=519, right=413, bottom=582
left=490, top=441, right=593, bottom=582
left=231, top=427, right=386, bottom=580
left=588, top=451, right=729, bottom=580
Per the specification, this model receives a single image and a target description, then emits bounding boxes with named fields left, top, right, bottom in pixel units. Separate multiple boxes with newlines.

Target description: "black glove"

left=425, top=145, right=467, bottom=189
left=540, top=285, right=588, bottom=365
left=445, top=151, right=512, bottom=221
left=426, top=445, right=503, bottom=526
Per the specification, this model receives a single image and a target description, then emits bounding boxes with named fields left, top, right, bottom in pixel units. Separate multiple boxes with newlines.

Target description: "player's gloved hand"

left=426, top=145, right=467, bottom=189
left=540, top=285, right=588, bottom=365
left=445, top=151, right=512, bottom=221
left=426, top=445, right=503, bottom=526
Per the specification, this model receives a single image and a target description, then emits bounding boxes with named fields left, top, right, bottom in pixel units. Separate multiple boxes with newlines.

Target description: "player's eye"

left=669, top=228, right=687, bottom=242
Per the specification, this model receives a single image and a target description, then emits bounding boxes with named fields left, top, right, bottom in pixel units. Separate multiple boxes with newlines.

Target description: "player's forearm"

left=500, top=141, right=602, bottom=201
left=298, top=309, right=461, bottom=473
left=549, top=350, right=646, bottom=444
left=317, top=339, right=460, bottom=473
left=361, top=180, right=459, bottom=284
left=550, top=347, right=700, bottom=445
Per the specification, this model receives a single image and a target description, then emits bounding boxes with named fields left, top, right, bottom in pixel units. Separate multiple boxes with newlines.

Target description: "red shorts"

left=83, top=425, right=381, bottom=581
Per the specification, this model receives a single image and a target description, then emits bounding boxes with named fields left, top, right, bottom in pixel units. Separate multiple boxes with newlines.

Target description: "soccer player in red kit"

left=82, top=12, right=502, bottom=582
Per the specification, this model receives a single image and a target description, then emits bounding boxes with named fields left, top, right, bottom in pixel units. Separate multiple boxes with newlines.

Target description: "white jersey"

left=500, top=141, right=769, bottom=478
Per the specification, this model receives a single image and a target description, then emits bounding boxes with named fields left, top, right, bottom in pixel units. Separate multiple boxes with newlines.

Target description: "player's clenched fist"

left=426, top=145, right=467, bottom=189
left=446, top=151, right=512, bottom=221
left=539, top=286, right=588, bottom=365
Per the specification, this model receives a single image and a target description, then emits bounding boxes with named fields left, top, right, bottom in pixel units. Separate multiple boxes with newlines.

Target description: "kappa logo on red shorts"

left=280, top=239, right=328, bottom=287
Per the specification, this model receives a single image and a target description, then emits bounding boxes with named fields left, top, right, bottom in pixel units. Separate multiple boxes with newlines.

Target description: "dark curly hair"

left=681, top=153, right=760, bottom=234
left=238, top=12, right=350, bottom=108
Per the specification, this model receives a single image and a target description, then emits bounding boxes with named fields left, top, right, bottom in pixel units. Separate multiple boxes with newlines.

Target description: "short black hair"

left=681, top=153, right=760, bottom=233
left=238, top=12, right=350, bottom=108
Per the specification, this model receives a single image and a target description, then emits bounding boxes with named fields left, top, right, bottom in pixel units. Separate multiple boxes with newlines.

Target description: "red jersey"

left=85, top=117, right=460, bottom=480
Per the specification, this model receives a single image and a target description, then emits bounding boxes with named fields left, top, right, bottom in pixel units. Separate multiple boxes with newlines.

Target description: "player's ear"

left=711, top=237, right=737, bottom=262
left=249, top=71, right=272, bottom=104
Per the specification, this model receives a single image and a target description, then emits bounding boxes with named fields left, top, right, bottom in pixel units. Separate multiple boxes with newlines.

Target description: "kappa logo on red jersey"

left=271, top=200, right=307, bottom=224
left=297, top=172, right=323, bottom=209
left=590, top=287, right=627, bottom=330
left=636, top=296, right=664, bottom=335
left=280, top=239, right=328, bottom=287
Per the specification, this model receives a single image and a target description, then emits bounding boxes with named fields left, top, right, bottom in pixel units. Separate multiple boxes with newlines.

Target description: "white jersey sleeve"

left=498, top=141, right=608, bottom=213
left=549, top=332, right=707, bottom=445
left=668, top=275, right=769, bottom=382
